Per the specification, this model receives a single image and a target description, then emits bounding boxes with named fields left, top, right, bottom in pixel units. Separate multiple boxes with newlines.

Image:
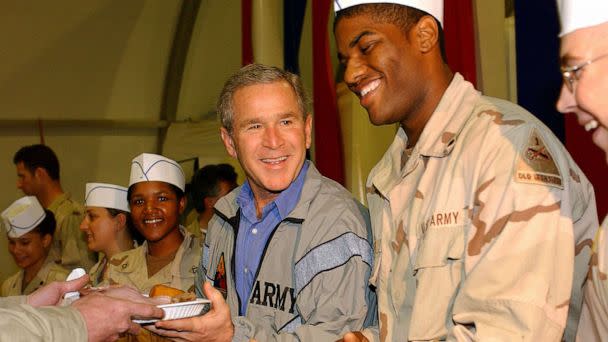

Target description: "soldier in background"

left=13, top=144, right=96, bottom=271
left=1, top=196, right=69, bottom=296
left=187, top=164, right=238, bottom=242
left=555, top=0, right=608, bottom=339
left=80, top=183, right=136, bottom=286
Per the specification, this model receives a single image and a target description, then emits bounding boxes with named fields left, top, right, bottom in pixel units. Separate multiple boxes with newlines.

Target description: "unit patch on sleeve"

left=515, top=128, right=563, bottom=189
left=213, top=253, right=227, bottom=296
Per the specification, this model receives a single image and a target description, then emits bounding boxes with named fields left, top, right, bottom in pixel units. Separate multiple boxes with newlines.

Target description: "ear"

left=115, top=213, right=127, bottom=231
left=416, top=15, right=440, bottom=54
left=220, top=127, right=238, bottom=158
left=304, top=114, right=313, bottom=149
left=34, top=167, right=47, bottom=180
left=41, top=233, right=52, bottom=249
left=178, top=196, right=187, bottom=215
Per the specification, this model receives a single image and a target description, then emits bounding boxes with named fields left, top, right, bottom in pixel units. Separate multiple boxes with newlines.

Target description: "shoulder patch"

left=515, top=129, right=563, bottom=189
left=213, top=253, right=227, bottom=295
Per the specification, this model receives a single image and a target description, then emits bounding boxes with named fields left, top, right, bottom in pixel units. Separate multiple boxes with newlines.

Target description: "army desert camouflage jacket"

left=363, top=73, right=598, bottom=342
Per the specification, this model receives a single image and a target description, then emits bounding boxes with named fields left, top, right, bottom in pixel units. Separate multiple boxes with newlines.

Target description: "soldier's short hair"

left=190, top=164, right=238, bottom=213
left=334, top=3, right=447, bottom=63
left=217, top=63, right=311, bottom=133
left=13, top=144, right=61, bottom=180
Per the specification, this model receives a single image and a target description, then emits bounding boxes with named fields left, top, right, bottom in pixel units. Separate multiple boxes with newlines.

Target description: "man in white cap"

left=556, top=0, right=608, bottom=340
left=13, top=144, right=96, bottom=271
left=1, top=196, right=69, bottom=296
left=103, top=153, right=201, bottom=294
left=334, top=1, right=598, bottom=341
left=148, top=64, right=374, bottom=341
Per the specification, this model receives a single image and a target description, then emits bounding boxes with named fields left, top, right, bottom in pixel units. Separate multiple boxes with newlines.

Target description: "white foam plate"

left=133, top=298, right=211, bottom=324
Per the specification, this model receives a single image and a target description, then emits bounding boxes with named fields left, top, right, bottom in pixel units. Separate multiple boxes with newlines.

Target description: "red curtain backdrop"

left=312, top=0, right=345, bottom=185
left=241, top=0, right=253, bottom=66
left=565, top=116, right=608, bottom=217
left=443, top=0, right=477, bottom=87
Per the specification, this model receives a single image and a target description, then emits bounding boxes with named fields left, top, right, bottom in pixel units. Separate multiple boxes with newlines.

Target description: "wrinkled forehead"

left=560, top=25, right=608, bottom=61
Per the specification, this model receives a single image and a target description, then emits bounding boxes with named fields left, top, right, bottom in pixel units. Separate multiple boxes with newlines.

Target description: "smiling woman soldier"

left=103, top=153, right=201, bottom=294
left=1, top=196, right=69, bottom=296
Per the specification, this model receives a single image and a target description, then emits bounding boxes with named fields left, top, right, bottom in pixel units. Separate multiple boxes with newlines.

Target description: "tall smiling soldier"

left=333, top=1, right=598, bottom=341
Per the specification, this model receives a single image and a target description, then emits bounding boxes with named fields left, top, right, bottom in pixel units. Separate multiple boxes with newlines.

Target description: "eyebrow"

left=130, top=190, right=170, bottom=198
left=560, top=53, right=584, bottom=66
left=349, top=30, right=375, bottom=48
left=338, top=30, right=377, bottom=61
left=238, top=118, right=261, bottom=128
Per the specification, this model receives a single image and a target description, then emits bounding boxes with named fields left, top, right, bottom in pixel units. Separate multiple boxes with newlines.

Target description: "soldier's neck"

left=146, top=227, right=184, bottom=257
left=37, top=183, right=64, bottom=208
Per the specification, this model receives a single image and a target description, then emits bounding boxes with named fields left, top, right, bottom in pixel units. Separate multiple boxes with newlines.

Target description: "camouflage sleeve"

left=59, top=210, right=97, bottom=270
left=450, top=125, right=597, bottom=340
left=0, top=304, right=87, bottom=341
left=576, top=217, right=608, bottom=340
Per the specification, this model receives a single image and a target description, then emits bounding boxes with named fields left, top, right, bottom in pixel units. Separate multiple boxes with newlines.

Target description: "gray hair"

left=217, top=63, right=311, bottom=133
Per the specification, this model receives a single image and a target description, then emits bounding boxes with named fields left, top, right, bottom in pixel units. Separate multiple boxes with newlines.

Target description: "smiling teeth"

left=263, top=156, right=287, bottom=164
left=144, top=218, right=162, bottom=224
left=585, top=120, right=599, bottom=132
left=360, top=80, right=380, bottom=97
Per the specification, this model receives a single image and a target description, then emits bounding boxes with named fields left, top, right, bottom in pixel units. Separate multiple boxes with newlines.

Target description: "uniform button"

left=252, top=228, right=258, bottom=235
left=244, top=267, right=249, bottom=273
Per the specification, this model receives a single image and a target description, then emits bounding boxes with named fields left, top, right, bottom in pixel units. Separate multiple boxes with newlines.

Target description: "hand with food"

left=145, top=282, right=232, bottom=342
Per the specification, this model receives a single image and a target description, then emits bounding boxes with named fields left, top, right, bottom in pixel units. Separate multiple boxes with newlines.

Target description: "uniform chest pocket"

left=409, top=224, right=466, bottom=340
left=414, top=225, right=465, bottom=270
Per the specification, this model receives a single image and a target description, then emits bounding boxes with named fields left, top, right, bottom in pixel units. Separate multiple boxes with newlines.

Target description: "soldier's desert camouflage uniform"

left=88, top=257, right=108, bottom=287
left=576, top=216, right=608, bottom=341
left=1, top=257, right=69, bottom=296
left=47, top=193, right=97, bottom=271
left=185, top=219, right=205, bottom=242
left=103, top=228, right=201, bottom=294
left=362, top=73, right=598, bottom=341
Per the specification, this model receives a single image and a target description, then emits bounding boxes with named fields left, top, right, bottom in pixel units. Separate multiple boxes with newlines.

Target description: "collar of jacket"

left=213, top=162, right=325, bottom=225
left=369, top=73, right=480, bottom=198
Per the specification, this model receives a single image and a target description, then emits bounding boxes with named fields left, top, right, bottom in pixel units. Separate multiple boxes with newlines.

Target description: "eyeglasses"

left=561, top=53, right=608, bottom=93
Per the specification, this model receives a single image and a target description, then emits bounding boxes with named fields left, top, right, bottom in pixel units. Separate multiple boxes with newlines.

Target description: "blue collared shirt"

left=234, top=161, right=309, bottom=315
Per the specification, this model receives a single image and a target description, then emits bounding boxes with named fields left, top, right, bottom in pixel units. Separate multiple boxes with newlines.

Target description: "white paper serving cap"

left=558, top=0, right=608, bottom=36
left=85, top=183, right=130, bottom=212
left=1, top=196, right=46, bottom=238
left=334, top=0, right=443, bottom=26
left=129, top=153, right=185, bottom=192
